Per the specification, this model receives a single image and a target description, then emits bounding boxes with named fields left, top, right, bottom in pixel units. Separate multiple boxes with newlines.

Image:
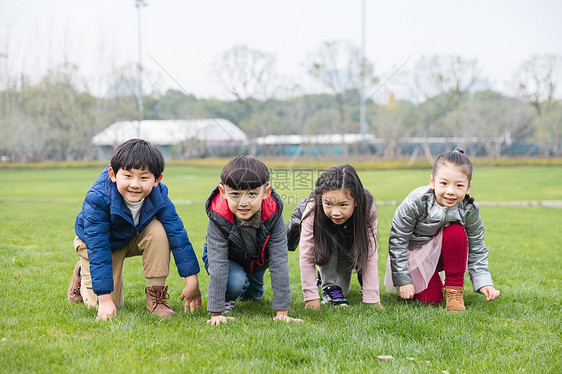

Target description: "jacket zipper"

left=243, top=235, right=270, bottom=273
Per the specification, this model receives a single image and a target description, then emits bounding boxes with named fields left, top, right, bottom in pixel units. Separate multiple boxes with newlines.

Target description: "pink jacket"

left=299, top=201, right=380, bottom=303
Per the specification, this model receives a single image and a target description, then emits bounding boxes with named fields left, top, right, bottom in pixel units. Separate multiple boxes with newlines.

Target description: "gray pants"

left=318, top=248, right=353, bottom=297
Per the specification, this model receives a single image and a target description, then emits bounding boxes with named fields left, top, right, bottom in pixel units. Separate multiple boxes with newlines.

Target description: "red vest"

left=205, top=186, right=283, bottom=273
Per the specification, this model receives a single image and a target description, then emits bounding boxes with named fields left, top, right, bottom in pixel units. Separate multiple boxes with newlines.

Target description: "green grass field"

left=1, top=165, right=561, bottom=373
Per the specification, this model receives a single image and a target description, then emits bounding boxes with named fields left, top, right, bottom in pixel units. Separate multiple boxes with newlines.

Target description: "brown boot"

left=145, top=285, right=176, bottom=318
left=442, top=286, right=465, bottom=311
left=67, top=261, right=84, bottom=303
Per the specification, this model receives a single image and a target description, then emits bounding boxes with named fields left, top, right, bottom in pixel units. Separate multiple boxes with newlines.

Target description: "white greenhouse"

left=92, top=119, right=248, bottom=159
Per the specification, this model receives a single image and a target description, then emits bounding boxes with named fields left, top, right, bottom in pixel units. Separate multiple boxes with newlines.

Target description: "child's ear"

left=264, top=184, right=272, bottom=198
left=466, top=181, right=472, bottom=195
left=429, top=174, right=435, bottom=190
left=218, top=183, right=228, bottom=199
left=153, top=174, right=163, bottom=187
left=108, top=167, right=117, bottom=183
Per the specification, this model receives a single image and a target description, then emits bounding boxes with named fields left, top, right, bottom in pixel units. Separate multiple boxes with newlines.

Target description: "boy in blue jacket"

left=67, top=139, right=201, bottom=320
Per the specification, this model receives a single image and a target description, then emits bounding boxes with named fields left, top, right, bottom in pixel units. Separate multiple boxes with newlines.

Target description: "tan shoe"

left=443, top=286, right=465, bottom=311
left=146, top=285, right=176, bottom=318
left=67, top=261, right=83, bottom=303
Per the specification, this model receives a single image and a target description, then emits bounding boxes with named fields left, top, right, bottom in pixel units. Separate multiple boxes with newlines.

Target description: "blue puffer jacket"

left=75, top=166, right=200, bottom=295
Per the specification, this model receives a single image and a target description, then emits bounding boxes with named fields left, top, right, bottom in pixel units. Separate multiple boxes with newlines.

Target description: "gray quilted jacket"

left=389, top=185, right=493, bottom=292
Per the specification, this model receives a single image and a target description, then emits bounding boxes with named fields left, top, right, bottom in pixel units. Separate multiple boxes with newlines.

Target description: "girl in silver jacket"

left=386, top=150, right=500, bottom=311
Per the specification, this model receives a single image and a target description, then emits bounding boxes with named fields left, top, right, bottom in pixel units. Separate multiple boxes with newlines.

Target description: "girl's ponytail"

left=464, top=193, right=476, bottom=208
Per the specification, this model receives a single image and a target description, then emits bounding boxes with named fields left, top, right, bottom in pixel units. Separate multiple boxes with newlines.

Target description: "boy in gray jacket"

left=202, top=156, right=302, bottom=325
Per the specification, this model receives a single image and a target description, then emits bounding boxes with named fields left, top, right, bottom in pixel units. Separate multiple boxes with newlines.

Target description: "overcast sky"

left=1, top=0, right=561, bottom=100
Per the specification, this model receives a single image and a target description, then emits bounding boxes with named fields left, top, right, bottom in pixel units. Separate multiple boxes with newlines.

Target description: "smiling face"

left=219, top=183, right=271, bottom=220
left=430, top=162, right=472, bottom=208
left=321, top=188, right=356, bottom=225
left=108, top=167, right=162, bottom=203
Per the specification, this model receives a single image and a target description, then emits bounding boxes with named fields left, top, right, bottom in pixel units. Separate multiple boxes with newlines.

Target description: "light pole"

left=0, top=52, right=7, bottom=89
left=359, top=0, right=368, bottom=153
left=0, top=52, right=7, bottom=114
left=135, top=0, right=147, bottom=138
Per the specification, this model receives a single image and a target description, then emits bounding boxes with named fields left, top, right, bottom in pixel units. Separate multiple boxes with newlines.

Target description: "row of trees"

left=0, top=42, right=560, bottom=161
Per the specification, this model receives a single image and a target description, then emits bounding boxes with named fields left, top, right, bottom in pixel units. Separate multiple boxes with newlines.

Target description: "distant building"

left=253, top=133, right=377, bottom=156
left=252, top=133, right=514, bottom=159
left=92, top=119, right=248, bottom=160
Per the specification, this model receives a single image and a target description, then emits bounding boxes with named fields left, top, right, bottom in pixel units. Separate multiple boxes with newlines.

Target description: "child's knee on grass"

left=226, top=269, right=249, bottom=300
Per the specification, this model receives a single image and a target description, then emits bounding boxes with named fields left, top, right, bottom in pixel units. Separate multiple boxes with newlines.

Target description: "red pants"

left=414, top=223, right=468, bottom=304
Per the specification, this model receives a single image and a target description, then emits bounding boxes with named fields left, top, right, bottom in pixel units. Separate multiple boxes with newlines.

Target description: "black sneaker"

left=224, top=300, right=236, bottom=314
left=321, top=286, right=349, bottom=306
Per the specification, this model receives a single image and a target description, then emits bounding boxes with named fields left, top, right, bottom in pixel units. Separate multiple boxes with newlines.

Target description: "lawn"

left=1, top=165, right=561, bottom=373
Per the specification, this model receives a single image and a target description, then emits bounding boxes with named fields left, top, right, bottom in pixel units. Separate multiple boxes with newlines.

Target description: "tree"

left=0, top=80, right=50, bottom=162
left=367, top=100, right=416, bottom=159
left=308, top=41, right=376, bottom=127
left=280, top=95, right=315, bottom=135
left=149, top=89, right=207, bottom=119
left=416, top=55, right=480, bottom=107
left=0, top=62, right=162, bottom=162
left=303, top=108, right=341, bottom=135
left=514, top=54, right=560, bottom=155
left=213, top=45, right=278, bottom=118
left=411, top=55, right=481, bottom=155
left=307, top=40, right=377, bottom=156
left=515, top=54, right=560, bottom=117
left=239, top=109, right=287, bottom=155
left=539, top=103, right=562, bottom=155
left=35, top=63, right=93, bottom=160
left=441, top=91, right=534, bottom=158
left=104, top=63, right=150, bottom=122
left=212, top=45, right=280, bottom=155
left=2, top=63, right=99, bottom=161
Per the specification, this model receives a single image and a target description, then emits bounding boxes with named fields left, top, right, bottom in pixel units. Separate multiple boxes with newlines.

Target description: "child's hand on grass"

left=207, top=314, right=234, bottom=325
left=96, top=294, right=116, bottom=320
left=398, top=284, right=415, bottom=299
left=366, top=302, right=384, bottom=310
left=479, top=285, right=500, bottom=301
left=181, top=274, right=202, bottom=313
left=273, top=310, right=303, bottom=323
left=305, top=299, right=321, bottom=310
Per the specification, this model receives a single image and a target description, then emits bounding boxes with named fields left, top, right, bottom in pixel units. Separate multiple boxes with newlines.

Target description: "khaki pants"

left=75, top=218, right=171, bottom=308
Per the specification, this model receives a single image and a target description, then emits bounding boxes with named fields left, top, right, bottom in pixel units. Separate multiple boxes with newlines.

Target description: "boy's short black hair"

left=220, top=156, right=269, bottom=190
left=110, top=139, right=165, bottom=179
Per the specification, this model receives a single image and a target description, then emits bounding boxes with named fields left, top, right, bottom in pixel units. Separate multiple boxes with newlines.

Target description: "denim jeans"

left=202, top=243, right=265, bottom=302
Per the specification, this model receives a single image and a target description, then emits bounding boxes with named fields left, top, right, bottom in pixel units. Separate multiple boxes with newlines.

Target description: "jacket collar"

left=106, top=171, right=165, bottom=225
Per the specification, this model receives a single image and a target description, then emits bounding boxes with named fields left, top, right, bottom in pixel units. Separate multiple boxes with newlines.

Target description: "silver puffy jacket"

left=389, top=185, right=493, bottom=292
